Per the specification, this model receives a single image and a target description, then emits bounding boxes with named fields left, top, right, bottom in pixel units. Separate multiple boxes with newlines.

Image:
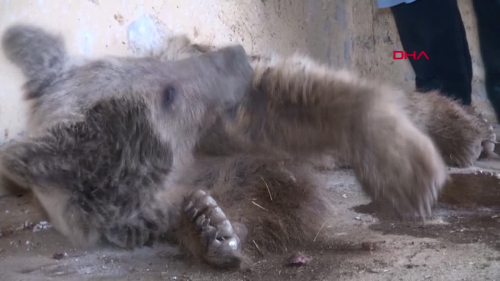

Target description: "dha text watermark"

left=393, top=51, right=429, bottom=60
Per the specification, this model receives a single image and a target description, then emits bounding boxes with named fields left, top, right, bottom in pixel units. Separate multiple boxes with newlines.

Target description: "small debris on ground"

left=361, top=241, right=385, bottom=251
left=52, top=252, right=68, bottom=260
left=0, top=229, right=14, bottom=237
left=16, top=220, right=34, bottom=231
left=287, top=252, right=312, bottom=266
left=367, top=268, right=389, bottom=274
left=32, top=221, right=51, bottom=232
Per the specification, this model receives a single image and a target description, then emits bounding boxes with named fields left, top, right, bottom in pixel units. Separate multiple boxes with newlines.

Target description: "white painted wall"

left=0, top=0, right=347, bottom=147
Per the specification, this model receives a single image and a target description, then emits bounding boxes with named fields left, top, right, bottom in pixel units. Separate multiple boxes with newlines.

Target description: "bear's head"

left=2, top=24, right=253, bottom=157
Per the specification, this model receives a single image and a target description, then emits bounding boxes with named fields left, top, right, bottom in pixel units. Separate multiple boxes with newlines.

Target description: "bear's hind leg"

left=176, top=156, right=330, bottom=268
left=406, top=90, right=498, bottom=167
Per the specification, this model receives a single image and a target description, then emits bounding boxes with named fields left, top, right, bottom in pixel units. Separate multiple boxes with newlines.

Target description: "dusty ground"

left=0, top=161, right=499, bottom=281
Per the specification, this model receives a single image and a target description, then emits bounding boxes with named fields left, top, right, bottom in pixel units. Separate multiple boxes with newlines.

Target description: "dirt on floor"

left=0, top=163, right=499, bottom=281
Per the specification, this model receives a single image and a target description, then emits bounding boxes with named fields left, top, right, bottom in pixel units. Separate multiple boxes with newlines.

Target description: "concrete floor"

left=0, top=162, right=499, bottom=281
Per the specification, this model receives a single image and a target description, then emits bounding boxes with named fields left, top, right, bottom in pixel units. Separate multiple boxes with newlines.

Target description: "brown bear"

left=0, top=24, right=494, bottom=269
left=158, top=35, right=497, bottom=169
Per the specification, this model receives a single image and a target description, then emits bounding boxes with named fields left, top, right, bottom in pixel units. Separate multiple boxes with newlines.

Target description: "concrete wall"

left=0, top=0, right=493, bottom=149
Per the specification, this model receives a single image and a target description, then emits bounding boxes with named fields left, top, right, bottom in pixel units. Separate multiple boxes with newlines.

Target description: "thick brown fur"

left=405, top=90, right=497, bottom=167
left=306, top=90, right=497, bottom=170
left=0, top=25, right=494, bottom=270
left=230, top=54, right=448, bottom=217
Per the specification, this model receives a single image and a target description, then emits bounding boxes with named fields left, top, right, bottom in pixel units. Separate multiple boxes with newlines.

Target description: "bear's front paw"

left=183, top=190, right=244, bottom=269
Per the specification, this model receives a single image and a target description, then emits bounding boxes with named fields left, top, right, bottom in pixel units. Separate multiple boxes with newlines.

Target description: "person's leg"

left=473, top=0, right=500, bottom=121
left=390, top=0, right=473, bottom=105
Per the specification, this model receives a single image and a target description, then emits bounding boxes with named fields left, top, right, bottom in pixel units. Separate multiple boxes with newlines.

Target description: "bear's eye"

left=163, top=86, right=176, bottom=108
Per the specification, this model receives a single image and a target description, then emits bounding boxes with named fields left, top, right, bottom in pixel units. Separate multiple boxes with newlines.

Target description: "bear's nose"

left=210, top=45, right=253, bottom=80
left=206, top=45, right=254, bottom=108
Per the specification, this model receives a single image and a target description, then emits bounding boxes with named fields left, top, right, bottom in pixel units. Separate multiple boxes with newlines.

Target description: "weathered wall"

left=0, top=0, right=493, bottom=148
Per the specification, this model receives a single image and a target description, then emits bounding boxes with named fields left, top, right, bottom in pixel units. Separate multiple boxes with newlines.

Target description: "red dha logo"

left=393, top=51, right=429, bottom=60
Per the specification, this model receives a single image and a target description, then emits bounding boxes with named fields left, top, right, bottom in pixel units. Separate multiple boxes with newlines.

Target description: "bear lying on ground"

left=0, top=24, right=495, bottom=269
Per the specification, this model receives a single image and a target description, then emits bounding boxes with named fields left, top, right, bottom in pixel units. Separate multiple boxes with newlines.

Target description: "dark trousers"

left=391, top=0, right=500, bottom=119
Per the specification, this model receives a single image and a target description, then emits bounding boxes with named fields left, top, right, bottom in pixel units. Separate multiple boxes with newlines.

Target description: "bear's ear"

left=2, top=24, right=67, bottom=98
